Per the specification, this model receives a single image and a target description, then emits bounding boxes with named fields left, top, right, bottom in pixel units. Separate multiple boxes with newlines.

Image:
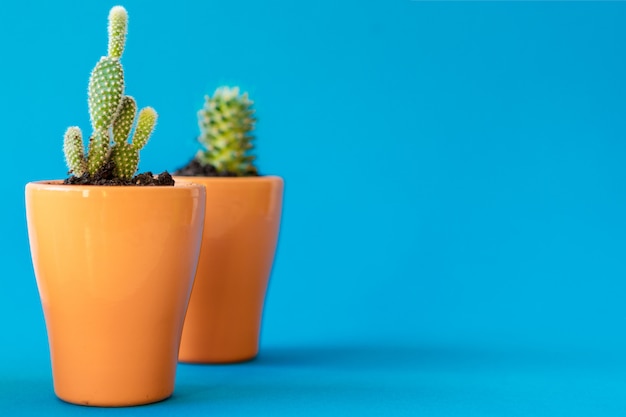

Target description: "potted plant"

left=25, top=6, right=206, bottom=406
left=174, top=87, right=283, bottom=363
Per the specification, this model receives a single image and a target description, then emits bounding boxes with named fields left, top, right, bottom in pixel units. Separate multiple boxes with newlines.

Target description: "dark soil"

left=63, top=160, right=175, bottom=186
left=173, top=159, right=259, bottom=177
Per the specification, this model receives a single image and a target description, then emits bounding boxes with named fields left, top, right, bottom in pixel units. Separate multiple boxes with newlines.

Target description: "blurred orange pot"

left=175, top=176, right=283, bottom=363
left=25, top=180, right=206, bottom=407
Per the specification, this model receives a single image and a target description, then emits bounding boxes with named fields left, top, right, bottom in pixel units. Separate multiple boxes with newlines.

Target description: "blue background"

left=3, top=0, right=626, bottom=415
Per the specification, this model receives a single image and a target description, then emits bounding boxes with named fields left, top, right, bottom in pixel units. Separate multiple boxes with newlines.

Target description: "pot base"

left=57, top=392, right=172, bottom=408
left=178, top=353, right=258, bottom=365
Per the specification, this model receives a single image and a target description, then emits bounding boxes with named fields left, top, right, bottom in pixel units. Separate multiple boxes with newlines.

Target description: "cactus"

left=107, top=5, right=127, bottom=59
left=195, top=86, right=257, bottom=176
left=63, top=127, right=86, bottom=176
left=111, top=107, right=157, bottom=179
left=112, top=95, right=137, bottom=143
left=86, top=130, right=111, bottom=175
left=62, top=6, right=157, bottom=180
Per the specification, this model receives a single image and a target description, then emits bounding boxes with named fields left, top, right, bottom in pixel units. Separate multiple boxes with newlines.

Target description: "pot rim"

left=25, top=179, right=205, bottom=192
left=172, top=175, right=283, bottom=182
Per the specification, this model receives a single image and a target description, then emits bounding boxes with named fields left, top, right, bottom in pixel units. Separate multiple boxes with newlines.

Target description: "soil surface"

left=64, top=160, right=175, bottom=186
left=173, top=159, right=259, bottom=177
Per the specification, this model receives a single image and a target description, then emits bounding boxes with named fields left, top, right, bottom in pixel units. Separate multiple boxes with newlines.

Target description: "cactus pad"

left=88, top=57, right=124, bottom=131
left=113, top=96, right=137, bottom=144
left=111, top=142, right=139, bottom=179
left=130, top=107, right=157, bottom=151
left=107, top=6, right=128, bottom=59
left=86, top=130, right=110, bottom=175
left=63, top=127, right=86, bottom=176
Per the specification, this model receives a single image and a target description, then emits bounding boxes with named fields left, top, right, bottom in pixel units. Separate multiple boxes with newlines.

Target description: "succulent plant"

left=63, top=6, right=157, bottom=180
left=195, top=87, right=257, bottom=176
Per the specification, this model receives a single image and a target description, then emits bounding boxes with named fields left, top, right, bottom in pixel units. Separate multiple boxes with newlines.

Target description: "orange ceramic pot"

left=175, top=176, right=283, bottom=363
left=25, top=180, right=206, bottom=407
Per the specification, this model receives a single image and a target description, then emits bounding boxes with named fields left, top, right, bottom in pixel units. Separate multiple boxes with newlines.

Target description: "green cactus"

left=111, top=107, right=157, bottom=179
left=62, top=6, right=157, bottom=180
left=132, top=107, right=158, bottom=151
left=112, top=96, right=136, bottom=144
left=110, top=143, right=138, bottom=179
left=63, top=127, right=86, bottom=176
left=107, top=5, right=127, bottom=59
left=195, top=86, right=257, bottom=176
left=86, top=130, right=110, bottom=175
left=88, top=57, right=124, bottom=133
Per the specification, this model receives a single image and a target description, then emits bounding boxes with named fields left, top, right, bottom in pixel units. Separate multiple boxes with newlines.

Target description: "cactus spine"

left=62, top=6, right=157, bottom=180
left=195, top=86, right=257, bottom=176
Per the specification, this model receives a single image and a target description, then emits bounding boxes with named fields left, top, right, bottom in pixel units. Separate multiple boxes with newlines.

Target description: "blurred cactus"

left=62, top=6, right=157, bottom=180
left=195, top=86, right=257, bottom=176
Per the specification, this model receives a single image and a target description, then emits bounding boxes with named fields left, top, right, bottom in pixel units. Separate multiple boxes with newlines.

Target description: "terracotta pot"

left=25, top=180, right=206, bottom=407
left=175, top=176, right=283, bottom=363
